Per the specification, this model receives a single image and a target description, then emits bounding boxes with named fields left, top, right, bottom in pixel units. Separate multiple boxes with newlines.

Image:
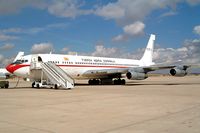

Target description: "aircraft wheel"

left=114, top=79, right=125, bottom=85
left=114, top=80, right=117, bottom=85
left=89, top=79, right=100, bottom=85
left=88, top=80, right=93, bottom=85
left=5, top=84, right=9, bottom=88
left=95, top=79, right=100, bottom=85
left=121, top=79, right=126, bottom=85
left=54, top=84, right=58, bottom=89
left=92, top=79, right=96, bottom=85
left=114, top=79, right=120, bottom=85
left=32, top=82, right=35, bottom=88
left=118, top=79, right=122, bottom=85
left=36, top=83, right=40, bottom=88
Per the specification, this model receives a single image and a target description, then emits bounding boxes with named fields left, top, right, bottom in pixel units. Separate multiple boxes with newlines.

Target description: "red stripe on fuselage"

left=6, top=64, right=129, bottom=73
left=6, top=64, right=30, bottom=73
left=58, top=65, right=129, bottom=68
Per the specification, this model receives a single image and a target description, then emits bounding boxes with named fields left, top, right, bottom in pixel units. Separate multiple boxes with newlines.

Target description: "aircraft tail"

left=140, top=34, right=155, bottom=66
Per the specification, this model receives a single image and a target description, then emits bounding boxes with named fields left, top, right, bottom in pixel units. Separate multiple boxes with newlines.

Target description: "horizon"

left=0, top=0, right=200, bottom=70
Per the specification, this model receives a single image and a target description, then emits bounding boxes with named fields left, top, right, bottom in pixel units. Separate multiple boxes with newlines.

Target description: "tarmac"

left=0, top=75, right=200, bottom=133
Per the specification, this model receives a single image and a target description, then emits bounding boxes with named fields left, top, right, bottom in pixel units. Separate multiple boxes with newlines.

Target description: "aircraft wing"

left=142, top=65, right=176, bottom=72
left=129, top=63, right=198, bottom=73
left=82, top=63, right=199, bottom=79
left=144, top=63, right=200, bottom=72
left=82, top=65, right=178, bottom=78
left=142, top=60, right=200, bottom=72
left=82, top=68, right=129, bottom=78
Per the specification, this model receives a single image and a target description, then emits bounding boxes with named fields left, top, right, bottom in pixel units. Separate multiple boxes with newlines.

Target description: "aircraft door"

left=30, top=55, right=43, bottom=69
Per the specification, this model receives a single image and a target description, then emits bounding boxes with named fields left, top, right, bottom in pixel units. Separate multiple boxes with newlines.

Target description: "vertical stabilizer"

left=140, top=34, right=155, bottom=66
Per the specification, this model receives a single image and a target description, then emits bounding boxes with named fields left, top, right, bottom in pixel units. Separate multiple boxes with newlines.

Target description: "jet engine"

left=126, top=71, right=148, bottom=80
left=170, top=66, right=187, bottom=77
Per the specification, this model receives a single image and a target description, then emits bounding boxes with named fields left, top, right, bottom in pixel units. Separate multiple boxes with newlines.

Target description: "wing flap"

left=82, top=68, right=128, bottom=78
left=143, top=65, right=176, bottom=72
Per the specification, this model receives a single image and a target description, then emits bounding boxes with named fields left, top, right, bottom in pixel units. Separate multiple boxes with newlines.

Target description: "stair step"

left=41, top=62, right=74, bottom=89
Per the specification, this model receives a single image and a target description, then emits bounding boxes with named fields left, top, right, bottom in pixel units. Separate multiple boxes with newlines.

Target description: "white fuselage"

left=10, top=54, right=143, bottom=80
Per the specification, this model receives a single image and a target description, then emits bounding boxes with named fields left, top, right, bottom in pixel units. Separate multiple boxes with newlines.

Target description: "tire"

left=36, top=84, right=40, bottom=88
left=88, top=80, right=92, bottom=85
left=32, top=82, right=35, bottom=88
left=92, top=79, right=99, bottom=85
left=121, top=79, right=126, bottom=85
left=5, top=84, right=9, bottom=88
left=114, top=80, right=117, bottom=85
left=54, top=84, right=58, bottom=89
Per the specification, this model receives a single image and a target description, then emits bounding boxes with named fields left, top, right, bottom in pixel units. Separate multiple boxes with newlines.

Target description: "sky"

left=0, top=0, right=200, bottom=68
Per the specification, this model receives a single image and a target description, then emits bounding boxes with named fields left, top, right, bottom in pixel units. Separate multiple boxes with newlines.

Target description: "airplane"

left=0, top=68, right=12, bottom=79
left=5, top=34, right=192, bottom=88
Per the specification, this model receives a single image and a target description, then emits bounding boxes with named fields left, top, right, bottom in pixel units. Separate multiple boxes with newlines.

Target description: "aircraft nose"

left=6, top=64, right=15, bottom=73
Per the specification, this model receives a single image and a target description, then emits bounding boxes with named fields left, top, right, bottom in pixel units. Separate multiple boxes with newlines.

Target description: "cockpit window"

left=11, top=59, right=28, bottom=64
left=11, top=60, right=22, bottom=64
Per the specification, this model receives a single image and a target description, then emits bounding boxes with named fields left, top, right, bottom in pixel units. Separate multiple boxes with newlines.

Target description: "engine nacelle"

left=126, top=71, right=148, bottom=80
left=170, top=68, right=187, bottom=77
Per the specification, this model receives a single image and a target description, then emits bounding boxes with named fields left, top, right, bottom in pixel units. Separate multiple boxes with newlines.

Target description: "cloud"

left=61, top=47, right=69, bottom=53
left=193, top=25, right=200, bottom=35
left=123, top=21, right=145, bottom=36
left=31, top=42, right=53, bottom=54
left=0, top=43, right=15, bottom=51
left=46, top=23, right=69, bottom=29
left=94, top=0, right=184, bottom=25
left=91, top=45, right=122, bottom=57
left=153, top=39, right=200, bottom=64
left=95, top=3, right=125, bottom=19
left=0, top=28, right=22, bottom=33
left=160, top=11, right=178, bottom=17
left=0, top=33, right=18, bottom=41
left=0, top=0, right=92, bottom=18
left=186, top=0, right=200, bottom=5
left=112, top=34, right=128, bottom=42
left=0, top=0, right=199, bottom=20
left=26, top=23, right=68, bottom=34
left=28, top=23, right=68, bottom=34
left=0, top=54, right=4, bottom=62
left=0, top=23, right=68, bottom=35
left=112, top=21, right=145, bottom=42
left=0, top=54, right=14, bottom=67
left=0, top=0, right=47, bottom=15
left=81, top=38, right=200, bottom=65
left=0, top=0, right=200, bottom=43
left=47, top=0, right=92, bottom=18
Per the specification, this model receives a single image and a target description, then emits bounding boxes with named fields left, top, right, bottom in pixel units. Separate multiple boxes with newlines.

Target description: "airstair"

left=40, top=62, right=74, bottom=89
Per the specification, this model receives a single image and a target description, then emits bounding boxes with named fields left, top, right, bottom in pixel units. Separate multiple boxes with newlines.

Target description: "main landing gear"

left=88, top=79, right=100, bottom=85
left=113, top=79, right=126, bottom=85
left=88, top=79, right=126, bottom=85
